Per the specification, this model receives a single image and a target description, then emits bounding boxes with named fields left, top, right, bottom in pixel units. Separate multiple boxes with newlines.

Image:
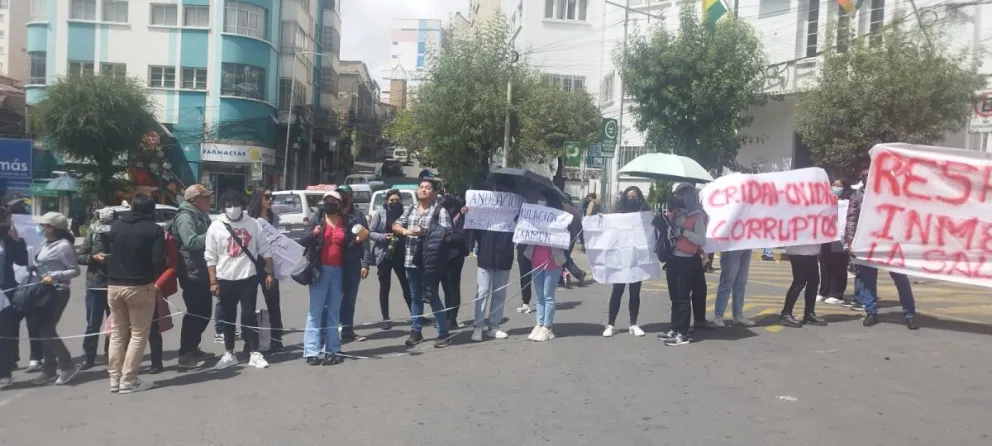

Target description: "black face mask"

left=323, top=203, right=340, bottom=215
left=627, top=198, right=642, bottom=209
left=388, top=202, right=404, bottom=212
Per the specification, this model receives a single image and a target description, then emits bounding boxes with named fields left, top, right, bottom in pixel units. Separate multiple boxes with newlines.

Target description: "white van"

left=348, top=184, right=374, bottom=216
left=392, top=148, right=410, bottom=165
left=366, top=189, right=416, bottom=222
left=270, top=189, right=328, bottom=241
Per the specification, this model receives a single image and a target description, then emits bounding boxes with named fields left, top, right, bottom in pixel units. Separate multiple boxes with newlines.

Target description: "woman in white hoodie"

left=204, top=191, right=275, bottom=370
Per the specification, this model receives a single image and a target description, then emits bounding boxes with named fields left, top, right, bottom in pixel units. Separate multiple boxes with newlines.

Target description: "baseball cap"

left=184, top=184, right=214, bottom=200
left=322, top=191, right=342, bottom=201
left=35, top=211, right=69, bottom=230
left=336, top=185, right=352, bottom=196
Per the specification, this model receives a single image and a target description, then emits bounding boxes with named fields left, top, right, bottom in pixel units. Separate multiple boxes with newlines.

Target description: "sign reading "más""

left=200, top=143, right=276, bottom=166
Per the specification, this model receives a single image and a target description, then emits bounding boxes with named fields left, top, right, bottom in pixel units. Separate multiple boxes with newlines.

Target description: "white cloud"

left=340, top=0, right=469, bottom=83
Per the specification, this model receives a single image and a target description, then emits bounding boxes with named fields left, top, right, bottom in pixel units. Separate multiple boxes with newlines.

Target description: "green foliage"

left=795, top=23, right=984, bottom=175
left=618, top=3, right=767, bottom=170
left=382, top=109, right=422, bottom=150
left=516, top=72, right=602, bottom=167
left=646, top=180, right=676, bottom=208
left=31, top=73, right=157, bottom=203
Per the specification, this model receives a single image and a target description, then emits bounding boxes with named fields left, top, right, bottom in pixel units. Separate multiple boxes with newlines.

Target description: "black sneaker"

left=306, top=356, right=322, bottom=366
left=434, top=334, right=452, bottom=348
left=176, top=353, right=206, bottom=370
left=905, top=316, right=920, bottom=330
left=31, top=373, right=56, bottom=386
left=663, top=333, right=690, bottom=346
left=850, top=301, right=865, bottom=311
left=79, top=359, right=95, bottom=371
left=55, top=365, right=81, bottom=385
left=842, top=299, right=854, bottom=308
left=322, top=354, right=344, bottom=366
left=863, top=313, right=879, bottom=327
left=148, top=364, right=164, bottom=375
left=779, top=314, right=803, bottom=328
left=803, top=313, right=828, bottom=326
left=405, top=332, right=424, bottom=347
left=381, top=319, right=392, bottom=330
left=656, top=330, right=676, bottom=340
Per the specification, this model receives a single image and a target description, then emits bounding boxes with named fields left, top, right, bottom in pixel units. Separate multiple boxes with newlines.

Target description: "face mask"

left=831, top=187, right=842, bottom=196
left=628, top=197, right=641, bottom=206
left=323, top=202, right=340, bottom=215
left=388, top=202, right=403, bottom=211
left=36, top=226, right=45, bottom=236
left=224, top=206, right=243, bottom=220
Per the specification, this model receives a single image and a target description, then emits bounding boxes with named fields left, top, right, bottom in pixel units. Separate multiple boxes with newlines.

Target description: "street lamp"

left=282, top=50, right=332, bottom=190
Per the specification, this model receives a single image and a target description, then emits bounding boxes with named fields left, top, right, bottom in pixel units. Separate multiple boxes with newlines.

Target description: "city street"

left=1, top=207, right=991, bottom=444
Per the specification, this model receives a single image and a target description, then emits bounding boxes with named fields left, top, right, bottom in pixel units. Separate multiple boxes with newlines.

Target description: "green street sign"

left=565, top=141, right=582, bottom=168
left=600, top=118, right=617, bottom=156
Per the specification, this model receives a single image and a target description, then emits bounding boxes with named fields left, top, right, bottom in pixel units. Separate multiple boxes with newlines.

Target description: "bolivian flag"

left=703, top=0, right=727, bottom=29
left=838, top=0, right=855, bottom=14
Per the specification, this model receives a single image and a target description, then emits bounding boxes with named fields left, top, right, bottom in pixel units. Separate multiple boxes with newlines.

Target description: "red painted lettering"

left=871, top=203, right=904, bottom=241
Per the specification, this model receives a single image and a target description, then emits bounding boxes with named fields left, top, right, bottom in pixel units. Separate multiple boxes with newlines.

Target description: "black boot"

left=863, top=313, right=879, bottom=327
left=779, top=314, right=803, bottom=328
left=905, top=316, right=920, bottom=330
left=803, top=313, right=828, bottom=326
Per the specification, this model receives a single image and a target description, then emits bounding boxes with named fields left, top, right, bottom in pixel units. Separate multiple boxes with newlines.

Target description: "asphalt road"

left=2, top=164, right=991, bottom=445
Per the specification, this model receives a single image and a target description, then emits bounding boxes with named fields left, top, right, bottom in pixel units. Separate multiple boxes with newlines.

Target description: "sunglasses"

left=263, top=194, right=272, bottom=200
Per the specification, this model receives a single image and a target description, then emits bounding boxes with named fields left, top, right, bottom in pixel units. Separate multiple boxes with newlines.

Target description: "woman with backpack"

left=661, top=184, right=708, bottom=346
left=603, top=186, right=649, bottom=338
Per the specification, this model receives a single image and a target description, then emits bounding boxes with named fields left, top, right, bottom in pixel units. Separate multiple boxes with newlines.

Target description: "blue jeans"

left=406, top=268, right=449, bottom=336
left=762, top=248, right=773, bottom=258
left=304, top=266, right=344, bottom=357
left=474, top=268, right=510, bottom=328
left=339, top=262, right=362, bottom=337
left=856, top=265, right=916, bottom=317
left=533, top=267, right=561, bottom=327
left=714, top=250, right=751, bottom=319
left=82, top=289, right=109, bottom=361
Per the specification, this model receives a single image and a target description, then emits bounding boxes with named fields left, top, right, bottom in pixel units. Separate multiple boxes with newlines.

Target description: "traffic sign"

left=971, top=90, right=992, bottom=133
left=600, top=118, right=617, bottom=155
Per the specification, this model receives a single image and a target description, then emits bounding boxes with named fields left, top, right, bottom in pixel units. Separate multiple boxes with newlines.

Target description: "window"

left=601, top=72, right=615, bottom=104
left=544, top=0, right=587, bottom=21
left=543, top=74, right=586, bottom=93
left=803, top=0, right=819, bottom=58
left=221, top=63, right=265, bottom=100
left=148, top=65, right=176, bottom=88
left=70, top=0, right=96, bottom=20
left=183, top=5, right=209, bottom=27
left=224, top=2, right=266, bottom=40
left=0, top=0, right=8, bottom=9
left=101, top=62, right=126, bottom=79
left=150, top=4, right=178, bottom=26
left=28, top=52, right=46, bottom=84
left=278, top=78, right=306, bottom=109
left=30, top=0, right=46, bottom=21
left=869, top=0, right=885, bottom=46
left=322, top=26, right=340, bottom=55
left=836, top=5, right=851, bottom=53
left=102, top=0, right=127, bottom=22
left=181, top=67, right=207, bottom=89
left=68, top=60, right=95, bottom=77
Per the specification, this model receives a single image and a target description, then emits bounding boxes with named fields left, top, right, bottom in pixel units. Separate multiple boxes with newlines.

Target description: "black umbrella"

left=487, top=168, right=567, bottom=202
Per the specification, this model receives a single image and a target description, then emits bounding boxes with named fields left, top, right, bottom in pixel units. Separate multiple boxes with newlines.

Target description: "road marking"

left=0, top=389, right=32, bottom=410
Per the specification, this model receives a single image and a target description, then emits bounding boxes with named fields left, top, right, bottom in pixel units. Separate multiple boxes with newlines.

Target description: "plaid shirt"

left=395, top=201, right=452, bottom=268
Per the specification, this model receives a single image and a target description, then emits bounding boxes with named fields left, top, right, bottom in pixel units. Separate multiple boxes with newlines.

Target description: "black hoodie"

left=107, top=212, right=166, bottom=286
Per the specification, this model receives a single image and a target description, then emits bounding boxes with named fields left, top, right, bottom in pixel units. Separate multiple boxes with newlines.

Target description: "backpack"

left=653, top=213, right=675, bottom=263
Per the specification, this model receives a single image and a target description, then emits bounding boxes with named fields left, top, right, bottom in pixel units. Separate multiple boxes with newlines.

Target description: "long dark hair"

left=52, top=227, right=74, bottom=245
left=247, top=188, right=274, bottom=220
left=615, top=186, right=648, bottom=213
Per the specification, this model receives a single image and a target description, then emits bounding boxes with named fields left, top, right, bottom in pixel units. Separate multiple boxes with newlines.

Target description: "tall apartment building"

left=381, top=18, right=442, bottom=106
left=24, top=0, right=344, bottom=192
left=0, top=0, right=28, bottom=82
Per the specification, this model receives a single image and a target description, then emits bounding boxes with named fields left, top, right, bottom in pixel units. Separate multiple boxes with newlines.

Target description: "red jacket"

left=155, top=231, right=180, bottom=297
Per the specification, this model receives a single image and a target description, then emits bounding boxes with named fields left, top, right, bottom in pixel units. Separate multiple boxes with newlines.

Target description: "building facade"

left=24, top=0, right=343, bottom=196
left=381, top=18, right=442, bottom=106
left=335, top=60, right=381, bottom=160
left=0, top=0, right=29, bottom=82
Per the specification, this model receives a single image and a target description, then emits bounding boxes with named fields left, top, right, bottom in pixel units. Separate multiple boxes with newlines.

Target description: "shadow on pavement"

left=554, top=301, right=582, bottom=311
left=880, top=312, right=992, bottom=336
left=505, top=322, right=603, bottom=338
left=153, top=367, right=241, bottom=388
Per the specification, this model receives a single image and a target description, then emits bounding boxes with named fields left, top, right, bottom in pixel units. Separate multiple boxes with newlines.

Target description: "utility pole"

left=502, top=51, right=519, bottom=168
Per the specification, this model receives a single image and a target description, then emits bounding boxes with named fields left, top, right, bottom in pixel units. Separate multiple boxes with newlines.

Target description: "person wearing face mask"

left=170, top=184, right=217, bottom=369
left=438, top=195, right=469, bottom=329
left=247, top=188, right=284, bottom=350
left=603, top=186, right=650, bottom=338
left=464, top=181, right=517, bottom=342
left=336, top=185, right=371, bottom=343
left=659, top=184, right=708, bottom=346
left=76, top=208, right=114, bottom=370
left=520, top=192, right=568, bottom=342
left=0, top=208, right=30, bottom=390
left=204, top=191, right=275, bottom=370
left=817, top=179, right=853, bottom=306
left=366, top=190, right=412, bottom=329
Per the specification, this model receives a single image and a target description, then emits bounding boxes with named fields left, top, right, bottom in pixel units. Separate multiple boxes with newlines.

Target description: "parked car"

left=270, top=188, right=330, bottom=241
left=377, top=159, right=403, bottom=177
left=99, top=204, right=179, bottom=227
left=345, top=174, right=375, bottom=185
left=392, top=148, right=410, bottom=165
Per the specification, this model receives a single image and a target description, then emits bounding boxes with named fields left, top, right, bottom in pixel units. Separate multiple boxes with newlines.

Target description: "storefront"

left=199, top=143, right=277, bottom=209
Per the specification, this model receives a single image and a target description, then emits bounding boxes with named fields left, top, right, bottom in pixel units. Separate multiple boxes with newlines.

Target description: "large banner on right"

left=851, top=143, right=992, bottom=289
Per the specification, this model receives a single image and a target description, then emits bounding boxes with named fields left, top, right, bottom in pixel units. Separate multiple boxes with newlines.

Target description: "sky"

left=340, top=0, right=469, bottom=84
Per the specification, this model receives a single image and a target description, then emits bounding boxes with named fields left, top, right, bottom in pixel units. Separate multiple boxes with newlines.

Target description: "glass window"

left=148, top=65, right=176, bottom=88
left=221, top=63, right=265, bottom=100
left=0, top=0, right=8, bottom=9
left=183, top=5, right=209, bottom=27
left=29, top=0, right=46, bottom=21
left=545, top=0, right=587, bottom=20
left=28, top=52, right=46, bottom=84
left=836, top=5, right=851, bottom=53
left=101, top=62, right=126, bottom=79
left=869, top=0, right=885, bottom=46
left=150, top=4, right=178, bottom=26
left=224, top=1, right=266, bottom=40
left=68, top=61, right=95, bottom=77
left=805, top=0, right=819, bottom=58
left=102, top=0, right=128, bottom=23
left=181, top=67, right=207, bottom=90
left=70, top=0, right=96, bottom=20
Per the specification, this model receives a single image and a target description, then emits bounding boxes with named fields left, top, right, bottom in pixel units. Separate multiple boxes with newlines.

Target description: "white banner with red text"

left=701, top=167, right=841, bottom=253
left=850, top=143, right=992, bottom=289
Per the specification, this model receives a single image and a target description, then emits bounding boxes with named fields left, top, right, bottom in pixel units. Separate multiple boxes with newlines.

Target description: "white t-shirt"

left=204, top=214, right=272, bottom=281
left=785, top=243, right=820, bottom=256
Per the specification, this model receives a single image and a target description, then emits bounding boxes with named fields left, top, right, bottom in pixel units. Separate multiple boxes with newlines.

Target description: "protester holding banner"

left=521, top=191, right=568, bottom=342
left=817, top=180, right=853, bottom=306
left=0, top=209, right=29, bottom=390
left=247, top=188, right=284, bottom=350
left=466, top=182, right=518, bottom=342
left=778, top=243, right=827, bottom=327
left=603, top=186, right=650, bottom=338
left=661, top=184, right=708, bottom=346
left=367, top=189, right=412, bottom=330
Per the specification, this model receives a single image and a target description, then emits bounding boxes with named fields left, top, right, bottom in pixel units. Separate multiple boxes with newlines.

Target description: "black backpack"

left=654, top=213, right=675, bottom=263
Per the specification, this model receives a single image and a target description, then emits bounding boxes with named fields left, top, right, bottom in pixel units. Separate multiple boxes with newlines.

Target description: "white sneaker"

left=214, top=352, right=237, bottom=370
left=816, top=295, right=826, bottom=302
left=733, top=316, right=756, bottom=327
left=603, top=325, right=615, bottom=337
left=544, top=327, right=555, bottom=341
left=517, top=303, right=532, bottom=313
left=824, top=297, right=844, bottom=305
left=248, top=352, right=268, bottom=369
left=471, top=327, right=484, bottom=342
left=25, top=360, right=41, bottom=372
left=527, top=325, right=541, bottom=341
left=629, top=325, right=645, bottom=337
left=118, top=379, right=155, bottom=394
left=711, top=318, right=727, bottom=328
left=490, top=326, right=508, bottom=339
left=0, top=377, right=11, bottom=390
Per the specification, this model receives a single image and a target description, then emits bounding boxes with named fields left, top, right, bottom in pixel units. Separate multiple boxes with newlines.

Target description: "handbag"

left=222, top=222, right=266, bottom=277
left=10, top=270, right=57, bottom=314
left=292, top=220, right=323, bottom=286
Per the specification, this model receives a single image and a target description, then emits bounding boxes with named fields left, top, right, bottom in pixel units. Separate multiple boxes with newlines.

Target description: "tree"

left=618, top=3, right=767, bottom=170
left=795, top=23, right=984, bottom=175
left=382, top=108, right=422, bottom=150
left=31, top=73, right=157, bottom=203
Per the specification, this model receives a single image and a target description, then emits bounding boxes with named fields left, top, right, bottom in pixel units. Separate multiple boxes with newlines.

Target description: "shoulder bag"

left=222, top=222, right=266, bottom=277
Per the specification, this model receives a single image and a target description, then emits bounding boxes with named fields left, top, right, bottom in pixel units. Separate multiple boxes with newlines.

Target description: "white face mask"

left=224, top=206, right=243, bottom=220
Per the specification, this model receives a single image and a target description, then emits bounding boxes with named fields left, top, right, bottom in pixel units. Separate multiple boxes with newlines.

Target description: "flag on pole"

left=838, top=0, right=855, bottom=14
left=703, top=0, right=727, bottom=28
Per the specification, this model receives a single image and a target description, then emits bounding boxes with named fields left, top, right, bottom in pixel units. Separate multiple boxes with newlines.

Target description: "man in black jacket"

left=105, top=194, right=166, bottom=394
left=77, top=208, right=114, bottom=370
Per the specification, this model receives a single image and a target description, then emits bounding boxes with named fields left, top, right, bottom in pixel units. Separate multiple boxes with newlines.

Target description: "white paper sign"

left=851, top=143, right=992, bottom=288
left=582, top=211, right=661, bottom=284
left=257, top=218, right=305, bottom=280
left=464, top=190, right=523, bottom=232
left=512, top=204, right=573, bottom=249
left=701, top=167, right=841, bottom=253
left=837, top=199, right=849, bottom=239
